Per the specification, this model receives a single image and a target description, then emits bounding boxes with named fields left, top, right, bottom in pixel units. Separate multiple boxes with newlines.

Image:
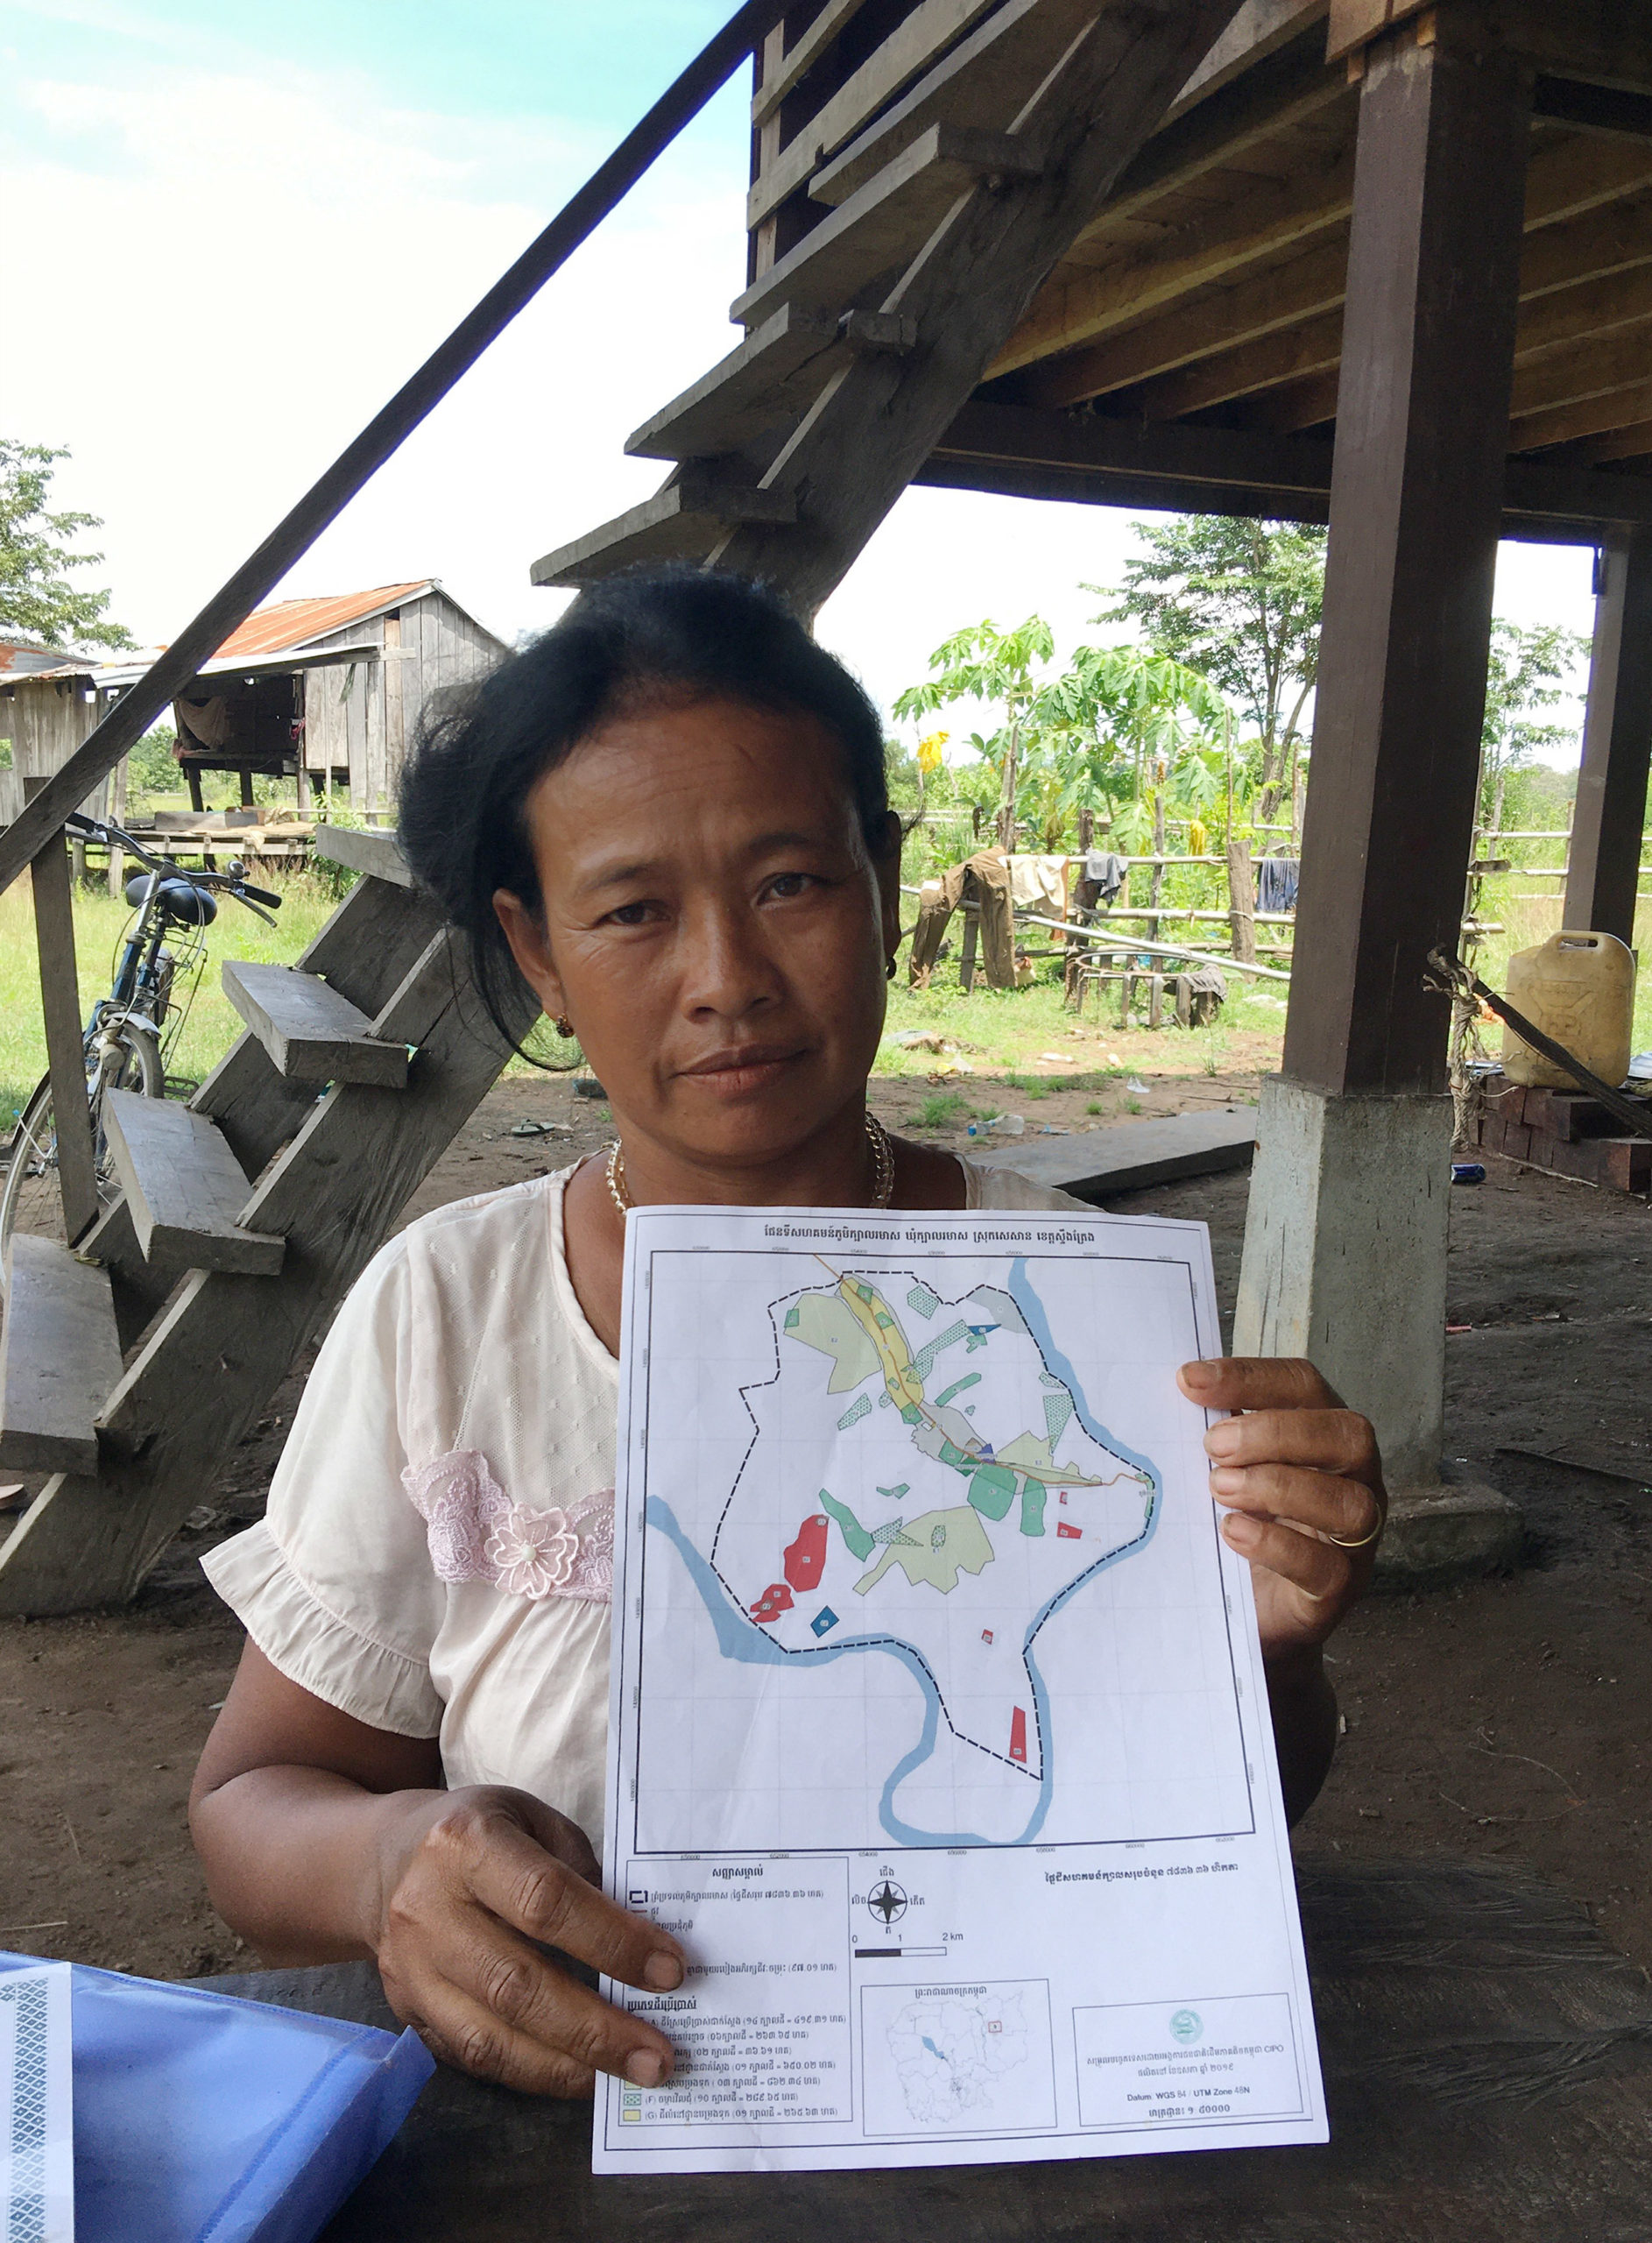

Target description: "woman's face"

left=495, top=691, right=901, bottom=1176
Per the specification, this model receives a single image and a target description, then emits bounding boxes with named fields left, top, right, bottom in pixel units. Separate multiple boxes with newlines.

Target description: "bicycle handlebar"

left=65, top=812, right=282, bottom=910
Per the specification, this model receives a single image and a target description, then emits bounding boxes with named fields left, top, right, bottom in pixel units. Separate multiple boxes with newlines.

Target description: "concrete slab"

left=1375, top=1479, right=1525, bottom=1591
left=970, top=1107, right=1258, bottom=1201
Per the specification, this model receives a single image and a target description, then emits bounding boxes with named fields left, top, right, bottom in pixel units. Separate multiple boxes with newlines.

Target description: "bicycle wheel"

left=0, top=1023, right=163, bottom=1287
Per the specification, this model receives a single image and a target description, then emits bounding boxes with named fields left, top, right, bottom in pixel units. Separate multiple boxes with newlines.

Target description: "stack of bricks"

left=1474, top=1072, right=1652, bottom=1193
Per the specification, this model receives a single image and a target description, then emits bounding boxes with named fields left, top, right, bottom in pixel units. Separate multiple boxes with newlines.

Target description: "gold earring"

left=554, top=1015, right=574, bottom=1038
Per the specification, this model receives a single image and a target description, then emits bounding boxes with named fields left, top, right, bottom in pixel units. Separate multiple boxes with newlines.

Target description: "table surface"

left=210, top=1858, right=1652, bottom=2243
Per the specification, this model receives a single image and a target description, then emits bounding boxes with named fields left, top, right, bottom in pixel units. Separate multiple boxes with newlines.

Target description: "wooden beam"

left=746, top=0, right=1003, bottom=228
left=925, top=395, right=1652, bottom=531
left=0, top=1237, right=122, bottom=1475
left=1533, top=75, right=1652, bottom=143
left=999, top=121, right=1652, bottom=387
left=807, top=0, right=1113, bottom=210
left=1286, top=10, right=1532, bottom=1096
left=1325, top=0, right=1431, bottom=66
left=529, top=471, right=798, bottom=589
left=1566, top=533, right=1652, bottom=943
left=1507, top=314, right=1652, bottom=421
left=1577, top=415, right=1652, bottom=462
left=1166, top=0, right=1330, bottom=120
left=1511, top=376, right=1652, bottom=452
left=710, top=0, right=1253, bottom=614
left=1493, top=2, right=1652, bottom=98
left=733, top=121, right=1044, bottom=331
left=1130, top=304, right=1343, bottom=416
left=751, top=0, right=872, bottom=126
left=24, top=794, right=98, bottom=1243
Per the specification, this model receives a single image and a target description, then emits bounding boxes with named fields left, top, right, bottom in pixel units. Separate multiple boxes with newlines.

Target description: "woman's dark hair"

left=398, top=563, right=891, bottom=1051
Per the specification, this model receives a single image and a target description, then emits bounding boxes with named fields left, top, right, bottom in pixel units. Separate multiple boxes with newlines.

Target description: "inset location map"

left=598, top=1204, right=1325, bottom=2175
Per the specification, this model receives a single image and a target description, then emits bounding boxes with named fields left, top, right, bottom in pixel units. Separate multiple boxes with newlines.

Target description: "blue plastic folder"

left=0, top=1949, right=433, bottom=2243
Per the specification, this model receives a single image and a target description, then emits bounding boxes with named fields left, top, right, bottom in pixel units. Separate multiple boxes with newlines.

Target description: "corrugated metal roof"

left=0, top=638, right=77, bottom=676
left=215, top=582, right=432, bottom=658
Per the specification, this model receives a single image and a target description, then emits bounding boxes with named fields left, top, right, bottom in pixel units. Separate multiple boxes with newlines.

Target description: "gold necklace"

left=606, top=1112, right=896, bottom=1217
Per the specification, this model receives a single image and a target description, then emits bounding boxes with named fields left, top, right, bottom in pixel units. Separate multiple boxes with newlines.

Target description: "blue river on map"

left=646, top=1256, right=1161, bottom=1847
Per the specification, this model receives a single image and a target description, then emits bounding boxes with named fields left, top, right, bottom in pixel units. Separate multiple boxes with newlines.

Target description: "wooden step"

left=626, top=306, right=917, bottom=464
left=0, top=1235, right=123, bottom=1474
left=312, top=824, right=413, bottom=888
left=101, top=1089, right=285, bottom=1276
left=530, top=471, right=796, bottom=591
left=733, top=124, right=1041, bottom=336
left=221, top=961, right=410, bottom=1087
left=807, top=0, right=1098, bottom=210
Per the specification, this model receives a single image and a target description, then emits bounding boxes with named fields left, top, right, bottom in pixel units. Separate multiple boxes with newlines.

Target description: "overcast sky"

left=5, top=0, right=1599, bottom=749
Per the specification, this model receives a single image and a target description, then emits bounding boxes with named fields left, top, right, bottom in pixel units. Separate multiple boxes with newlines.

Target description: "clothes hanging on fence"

left=1256, top=853, right=1301, bottom=914
left=908, top=850, right=1016, bottom=989
left=1006, top=853, right=1069, bottom=920
left=1082, top=850, right=1127, bottom=902
left=1187, top=819, right=1208, bottom=858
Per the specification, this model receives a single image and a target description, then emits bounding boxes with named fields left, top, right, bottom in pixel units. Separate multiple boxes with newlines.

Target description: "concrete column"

left=1234, top=1080, right=1451, bottom=1492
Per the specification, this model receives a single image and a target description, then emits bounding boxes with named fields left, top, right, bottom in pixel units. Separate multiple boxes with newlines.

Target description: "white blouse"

left=203, top=1158, right=1086, bottom=1850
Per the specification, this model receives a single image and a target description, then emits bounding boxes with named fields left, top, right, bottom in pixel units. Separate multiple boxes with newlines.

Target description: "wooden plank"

left=312, top=823, right=413, bottom=887
left=528, top=473, right=797, bottom=591
left=751, top=0, right=872, bottom=126
left=998, top=118, right=1652, bottom=387
left=1509, top=374, right=1652, bottom=451
left=0, top=1235, right=122, bottom=1475
left=221, top=960, right=411, bottom=1087
left=746, top=0, right=1004, bottom=229
left=23, top=797, right=97, bottom=1243
left=1166, top=0, right=1329, bottom=118
left=627, top=306, right=917, bottom=463
left=1507, top=314, right=1652, bottom=421
left=1493, top=1, right=1652, bottom=96
left=626, top=303, right=842, bottom=459
left=972, top=1108, right=1258, bottom=1199
left=806, top=0, right=1105, bottom=208
left=1565, top=531, right=1652, bottom=944
left=0, top=926, right=535, bottom=1614
left=712, top=0, right=1254, bottom=616
left=100, top=1090, right=285, bottom=1277
left=731, top=122, right=1044, bottom=332
left=1285, top=14, right=1532, bottom=1098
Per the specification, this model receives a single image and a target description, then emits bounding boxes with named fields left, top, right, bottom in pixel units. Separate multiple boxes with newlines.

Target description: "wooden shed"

left=0, top=580, right=507, bottom=830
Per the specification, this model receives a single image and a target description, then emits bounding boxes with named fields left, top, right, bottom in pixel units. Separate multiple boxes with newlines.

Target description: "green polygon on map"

left=819, top=1489, right=874, bottom=1562
left=907, top=1283, right=941, bottom=1320
left=837, top=1394, right=872, bottom=1431
left=967, top=1462, right=1018, bottom=1521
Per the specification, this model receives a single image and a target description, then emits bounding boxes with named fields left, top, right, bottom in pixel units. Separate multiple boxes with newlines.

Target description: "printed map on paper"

left=635, top=1229, right=1253, bottom=1853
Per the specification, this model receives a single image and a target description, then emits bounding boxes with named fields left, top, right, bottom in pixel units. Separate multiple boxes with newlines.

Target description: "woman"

left=191, top=567, right=1384, bottom=2102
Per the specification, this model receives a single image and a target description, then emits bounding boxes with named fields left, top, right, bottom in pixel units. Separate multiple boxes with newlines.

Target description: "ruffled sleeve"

left=201, top=1233, right=446, bottom=1738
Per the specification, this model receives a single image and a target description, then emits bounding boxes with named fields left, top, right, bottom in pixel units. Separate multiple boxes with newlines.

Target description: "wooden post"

left=1226, top=834, right=1257, bottom=963
left=1283, top=16, right=1531, bottom=1100
left=22, top=779, right=99, bottom=1242
left=239, top=768, right=256, bottom=809
left=1236, top=8, right=1533, bottom=1497
left=187, top=766, right=205, bottom=814
left=959, top=893, right=978, bottom=994
left=1564, top=532, right=1652, bottom=945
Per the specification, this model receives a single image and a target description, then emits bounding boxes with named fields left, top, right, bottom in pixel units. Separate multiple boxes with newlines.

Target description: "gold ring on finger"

left=1326, top=1513, right=1384, bottom=1551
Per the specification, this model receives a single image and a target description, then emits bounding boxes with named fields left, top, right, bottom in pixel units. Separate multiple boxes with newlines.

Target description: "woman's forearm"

left=190, top=1765, right=444, bottom=1966
left=1265, top=1645, right=1338, bottom=1828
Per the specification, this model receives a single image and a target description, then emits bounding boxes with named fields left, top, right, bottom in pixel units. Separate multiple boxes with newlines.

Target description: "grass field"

left=3, top=864, right=1647, bottom=1137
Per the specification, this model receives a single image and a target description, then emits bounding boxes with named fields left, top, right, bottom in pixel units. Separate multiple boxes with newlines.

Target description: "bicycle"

left=0, top=812, right=282, bottom=1285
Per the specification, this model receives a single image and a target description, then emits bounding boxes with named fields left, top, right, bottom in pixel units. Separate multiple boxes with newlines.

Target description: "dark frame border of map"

left=624, top=1242, right=1257, bottom=1860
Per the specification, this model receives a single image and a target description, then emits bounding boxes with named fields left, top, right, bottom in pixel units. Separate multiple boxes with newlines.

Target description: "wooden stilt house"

left=2, top=0, right=1651, bottom=1612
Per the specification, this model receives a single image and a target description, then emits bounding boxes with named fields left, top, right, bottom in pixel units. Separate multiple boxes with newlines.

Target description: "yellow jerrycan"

left=1500, top=930, right=1636, bottom=1090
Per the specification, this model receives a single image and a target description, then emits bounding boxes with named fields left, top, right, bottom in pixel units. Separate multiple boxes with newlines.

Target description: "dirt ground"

left=2, top=1062, right=1648, bottom=1982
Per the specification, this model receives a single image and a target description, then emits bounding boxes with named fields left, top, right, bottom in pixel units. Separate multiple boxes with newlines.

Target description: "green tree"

left=1477, top=619, right=1587, bottom=834
left=1036, top=642, right=1225, bottom=850
left=894, top=616, right=1055, bottom=849
left=1095, top=518, right=1325, bottom=822
left=0, top=438, right=134, bottom=651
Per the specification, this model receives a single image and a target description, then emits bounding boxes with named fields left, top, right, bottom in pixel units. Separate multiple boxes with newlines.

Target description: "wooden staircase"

left=0, top=830, right=529, bottom=1614
left=0, top=0, right=1246, bottom=1614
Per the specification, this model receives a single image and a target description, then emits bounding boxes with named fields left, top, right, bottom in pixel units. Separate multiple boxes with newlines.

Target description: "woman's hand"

left=1176, top=1356, right=1386, bottom=1661
left=372, top=1786, right=686, bottom=2098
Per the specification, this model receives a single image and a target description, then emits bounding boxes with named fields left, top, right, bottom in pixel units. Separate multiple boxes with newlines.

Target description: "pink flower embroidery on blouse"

left=485, top=1503, right=579, bottom=1598
left=400, top=1450, right=613, bottom=1605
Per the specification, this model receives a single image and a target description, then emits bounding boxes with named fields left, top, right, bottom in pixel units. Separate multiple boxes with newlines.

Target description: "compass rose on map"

left=867, top=1879, right=908, bottom=1928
